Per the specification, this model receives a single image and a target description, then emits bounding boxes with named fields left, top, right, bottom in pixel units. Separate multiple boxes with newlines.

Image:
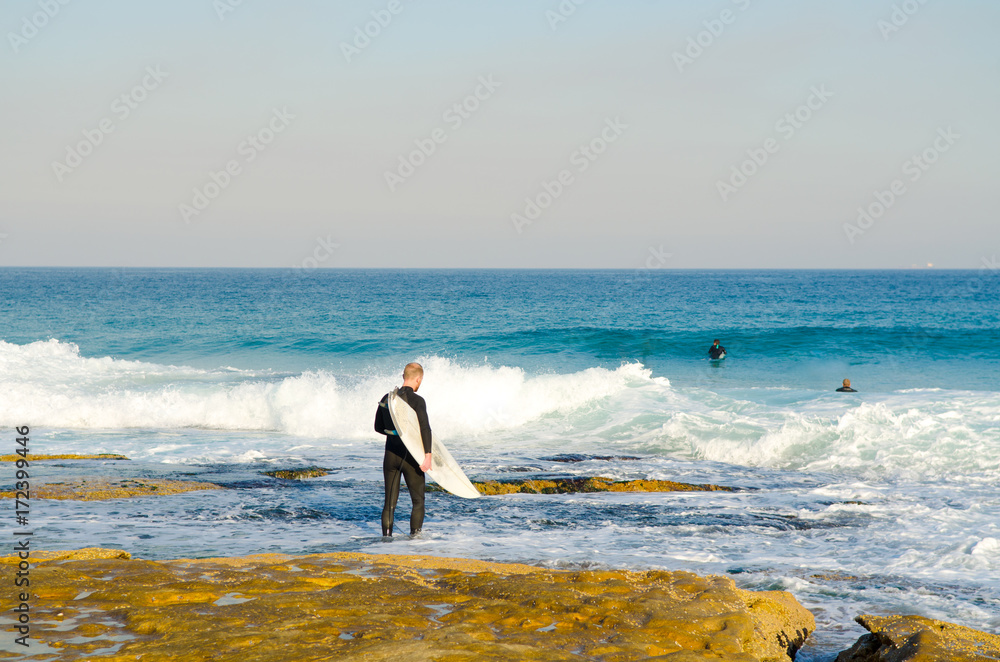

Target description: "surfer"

left=708, top=339, right=726, bottom=360
left=374, top=362, right=433, bottom=537
left=836, top=378, right=857, bottom=393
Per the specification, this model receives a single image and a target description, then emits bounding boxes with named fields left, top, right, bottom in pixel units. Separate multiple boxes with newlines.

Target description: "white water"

left=3, top=339, right=999, bottom=483
left=4, top=339, right=1000, bottom=657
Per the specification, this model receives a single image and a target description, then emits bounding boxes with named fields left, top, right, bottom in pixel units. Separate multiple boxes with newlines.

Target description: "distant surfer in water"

left=374, top=362, right=433, bottom=537
left=836, top=379, right=857, bottom=393
left=708, top=339, right=726, bottom=360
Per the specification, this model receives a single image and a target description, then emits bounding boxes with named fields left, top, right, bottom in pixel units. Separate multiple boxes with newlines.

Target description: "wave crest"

left=0, top=340, right=655, bottom=439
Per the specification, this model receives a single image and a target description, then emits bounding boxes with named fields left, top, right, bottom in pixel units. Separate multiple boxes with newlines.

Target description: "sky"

left=1, top=0, right=997, bottom=269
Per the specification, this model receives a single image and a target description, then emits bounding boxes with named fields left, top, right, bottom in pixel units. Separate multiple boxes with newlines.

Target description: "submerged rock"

left=262, top=467, right=330, bottom=480
left=836, top=614, right=1000, bottom=662
left=0, top=547, right=132, bottom=563
left=14, top=549, right=813, bottom=661
left=0, top=478, right=221, bottom=501
left=0, top=453, right=129, bottom=461
left=473, top=476, right=735, bottom=495
left=542, top=454, right=643, bottom=463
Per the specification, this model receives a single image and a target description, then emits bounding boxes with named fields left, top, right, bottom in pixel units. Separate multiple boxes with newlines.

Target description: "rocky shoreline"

left=835, top=615, right=1000, bottom=662
left=0, top=478, right=222, bottom=501
left=4, top=549, right=999, bottom=661
left=5, top=548, right=813, bottom=661
left=4, top=457, right=998, bottom=660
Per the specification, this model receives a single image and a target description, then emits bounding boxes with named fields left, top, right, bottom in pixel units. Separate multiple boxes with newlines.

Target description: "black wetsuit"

left=836, top=386, right=857, bottom=392
left=374, top=386, right=432, bottom=536
left=708, top=344, right=726, bottom=359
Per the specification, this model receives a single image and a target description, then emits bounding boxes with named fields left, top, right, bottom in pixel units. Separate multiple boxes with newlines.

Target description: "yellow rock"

left=262, top=467, right=329, bottom=480
left=0, top=477, right=221, bottom=500
left=473, top=476, right=735, bottom=495
left=0, top=453, right=129, bottom=461
left=12, top=549, right=813, bottom=661
left=646, top=642, right=683, bottom=656
left=0, top=547, right=131, bottom=564
left=836, top=614, right=1000, bottom=661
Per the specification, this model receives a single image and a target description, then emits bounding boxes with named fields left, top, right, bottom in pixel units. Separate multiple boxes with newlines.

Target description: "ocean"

left=1, top=268, right=998, bottom=659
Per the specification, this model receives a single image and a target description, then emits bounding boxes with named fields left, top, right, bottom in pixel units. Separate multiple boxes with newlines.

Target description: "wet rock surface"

left=1, top=478, right=221, bottom=500
left=0, top=453, right=129, bottom=462
left=472, top=476, right=735, bottom=495
left=261, top=467, right=330, bottom=480
left=836, top=614, right=1000, bottom=662
left=3, top=549, right=813, bottom=661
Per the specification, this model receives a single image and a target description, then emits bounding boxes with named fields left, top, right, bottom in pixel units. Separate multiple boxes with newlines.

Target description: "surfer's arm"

left=374, top=395, right=392, bottom=435
left=415, top=400, right=432, bottom=471
left=410, top=397, right=433, bottom=455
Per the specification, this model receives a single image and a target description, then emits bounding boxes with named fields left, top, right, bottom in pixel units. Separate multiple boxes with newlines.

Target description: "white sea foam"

left=972, top=537, right=1000, bottom=557
left=0, top=340, right=651, bottom=441
left=7, top=338, right=998, bottom=657
left=679, top=397, right=1000, bottom=480
left=3, top=339, right=998, bottom=480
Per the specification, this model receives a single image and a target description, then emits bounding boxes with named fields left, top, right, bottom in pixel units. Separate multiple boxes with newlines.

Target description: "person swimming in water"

left=708, top=339, right=726, bottom=360
left=836, top=378, right=857, bottom=392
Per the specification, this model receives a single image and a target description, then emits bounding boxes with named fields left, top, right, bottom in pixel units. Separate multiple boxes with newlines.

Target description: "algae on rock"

left=473, top=476, right=735, bottom=495
left=0, top=478, right=221, bottom=501
left=262, top=467, right=330, bottom=480
left=0, top=453, right=129, bottom=462
left=8, top=550, right=813, bottom=661
left=836, top=614, right=1000, bottom=662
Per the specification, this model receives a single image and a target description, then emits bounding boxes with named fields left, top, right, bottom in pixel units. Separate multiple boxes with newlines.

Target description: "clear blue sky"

left=1, top=0, right=997, bottom=268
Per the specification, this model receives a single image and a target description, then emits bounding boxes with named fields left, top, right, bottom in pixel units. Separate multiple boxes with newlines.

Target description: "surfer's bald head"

left=403, top=363, right=424, bottom=382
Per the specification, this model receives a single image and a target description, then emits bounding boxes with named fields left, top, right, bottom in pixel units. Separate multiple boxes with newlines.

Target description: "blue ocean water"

left=1, top=268, right=998, bottom=659
left=3, top=268, right=999, bottom=383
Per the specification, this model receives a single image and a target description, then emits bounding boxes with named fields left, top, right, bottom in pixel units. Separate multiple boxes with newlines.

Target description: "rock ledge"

left=11, top=549, right=812, bottom=661
left=836, top=614, right=1000, bottom=662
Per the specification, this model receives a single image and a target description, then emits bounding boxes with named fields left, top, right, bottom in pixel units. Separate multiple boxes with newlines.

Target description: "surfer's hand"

left=420, top=454, right=432, bottom=472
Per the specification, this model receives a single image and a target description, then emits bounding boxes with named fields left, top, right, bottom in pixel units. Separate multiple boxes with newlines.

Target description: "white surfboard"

left=386, top=388, right=481, bottom=499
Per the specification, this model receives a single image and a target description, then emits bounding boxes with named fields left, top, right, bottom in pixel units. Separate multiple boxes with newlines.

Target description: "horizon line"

left=0, top=266, right=973, bottom=272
